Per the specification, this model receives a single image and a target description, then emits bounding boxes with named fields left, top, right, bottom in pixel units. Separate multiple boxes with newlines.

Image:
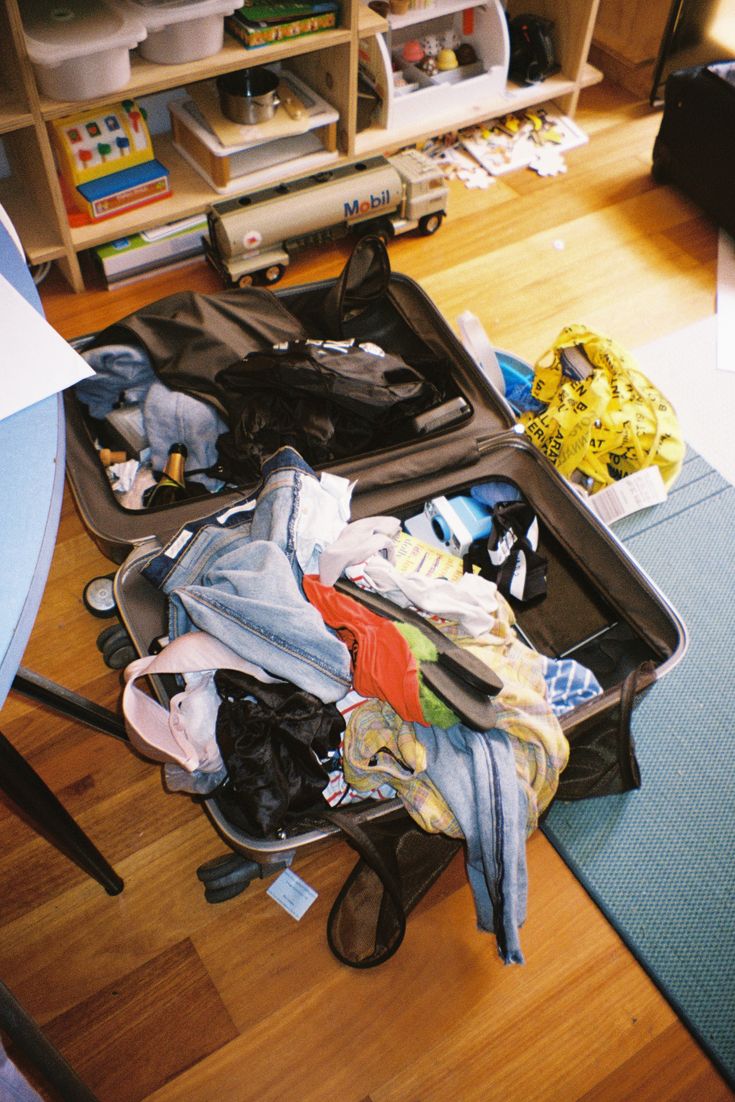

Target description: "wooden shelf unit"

left=1, top=0, right=600, bottom=291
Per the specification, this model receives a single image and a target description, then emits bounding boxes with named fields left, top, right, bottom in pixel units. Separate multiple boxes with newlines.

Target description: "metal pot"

left=216, top=67, right=281, bottom=125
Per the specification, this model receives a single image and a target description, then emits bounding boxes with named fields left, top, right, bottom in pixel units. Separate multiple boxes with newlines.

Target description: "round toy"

left=455, top=42, right=478, bottom=66
left=437, top=47, right=458, bottom=71
left=421, top=55, right=438, bottom=76
left=402, top=39, right=424, bottom=64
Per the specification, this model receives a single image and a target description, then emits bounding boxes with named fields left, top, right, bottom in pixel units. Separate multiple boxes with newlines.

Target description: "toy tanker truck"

left=205, top=149, right=448, bottom=287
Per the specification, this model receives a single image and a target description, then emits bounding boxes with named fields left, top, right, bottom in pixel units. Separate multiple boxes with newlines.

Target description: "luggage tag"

left=267, top=867, right=318, bottom=921
left=585, top=465, right=667, bottom=526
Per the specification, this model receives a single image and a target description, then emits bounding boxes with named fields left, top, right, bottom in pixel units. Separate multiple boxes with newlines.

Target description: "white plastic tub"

left=21, top=0, right=147, bottom=102
left=117, top=0, right=242, bottom=63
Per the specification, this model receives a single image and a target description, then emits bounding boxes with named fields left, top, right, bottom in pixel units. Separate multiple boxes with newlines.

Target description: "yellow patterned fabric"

left=342, top=590, right=569, bottom=838
left=343, top=698, right=463, bottom=837
left=520, top=325, right=684, bottom=493
left=439, top=592, right=569, bottom=833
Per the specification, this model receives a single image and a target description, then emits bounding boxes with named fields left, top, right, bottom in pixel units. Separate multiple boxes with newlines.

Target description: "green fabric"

left=395, top=622, right=458, bottom=728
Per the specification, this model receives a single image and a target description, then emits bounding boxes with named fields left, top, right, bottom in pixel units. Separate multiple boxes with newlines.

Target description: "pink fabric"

left=122, top=632, right=278, bottom=769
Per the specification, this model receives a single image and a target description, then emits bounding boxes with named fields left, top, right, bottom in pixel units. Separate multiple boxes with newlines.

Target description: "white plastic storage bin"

left=21, top=0, right=147, bottom=102
left=115, top=0, right=242, bottom=63
left=168, top=70, right=340, bottom=193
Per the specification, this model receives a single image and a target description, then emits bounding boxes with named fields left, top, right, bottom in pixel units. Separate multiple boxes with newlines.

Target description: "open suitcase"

left=63, top=238, right=687, bottom=963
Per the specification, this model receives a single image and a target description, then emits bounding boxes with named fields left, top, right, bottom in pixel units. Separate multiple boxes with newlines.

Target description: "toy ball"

left=420, top=33, right=440, bottom=57
left=421, top=55, right=438, bottom=75
left=455, top=42, right=478, bottom=66
left=437, top=47, right=458, bottom=71
left=402, top=39, right=425, bottom=63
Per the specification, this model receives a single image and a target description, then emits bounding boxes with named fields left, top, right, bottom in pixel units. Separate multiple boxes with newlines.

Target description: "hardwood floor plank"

left=139, top=838, right=680, bottom=1102
left=1, top=815, right=222, bottom=1020
left=575, top=1021, right=734, bottom=1102
left=42, top=939, right=239, bottom=1102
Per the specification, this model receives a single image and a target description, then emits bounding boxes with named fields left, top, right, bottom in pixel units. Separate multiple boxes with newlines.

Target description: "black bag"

left=652, top=61, right=735, bottom=239
left=212, top=669, right=344, bottom=838
left=507, top=13, right=558, bottom=85
left=86, top=286, right=308, bottom=415
left=214, top=337, right=441, bottom=484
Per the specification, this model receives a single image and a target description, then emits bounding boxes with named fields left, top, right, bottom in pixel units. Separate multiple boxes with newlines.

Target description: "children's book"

left=460, top=106, right=587, bottom=176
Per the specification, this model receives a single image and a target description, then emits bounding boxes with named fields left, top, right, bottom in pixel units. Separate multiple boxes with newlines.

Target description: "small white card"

left=266, top=868, right=318, bottom=921
left=587, top=466, right=668, bottom=526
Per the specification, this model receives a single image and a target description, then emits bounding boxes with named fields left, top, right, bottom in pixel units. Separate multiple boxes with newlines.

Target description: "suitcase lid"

left=65, top=256, right=519, bottom=562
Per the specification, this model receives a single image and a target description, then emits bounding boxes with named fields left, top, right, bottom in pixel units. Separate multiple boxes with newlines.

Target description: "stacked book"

left=226, top=0, right=339, bottom=48
left=93, top=214, right=207, bottom=287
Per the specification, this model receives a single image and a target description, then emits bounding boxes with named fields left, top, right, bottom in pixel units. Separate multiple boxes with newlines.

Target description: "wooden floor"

left=2, top=79, right=732, bottom=1102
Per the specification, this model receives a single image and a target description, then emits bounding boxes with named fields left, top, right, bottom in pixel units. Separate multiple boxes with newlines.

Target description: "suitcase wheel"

left=96, top=622, right=136, bottom=670
left=203, top=880, right=254, bottom=904
left=196, top=852, right=290, bottom=904
left=83, top=573, right=118, bottom=618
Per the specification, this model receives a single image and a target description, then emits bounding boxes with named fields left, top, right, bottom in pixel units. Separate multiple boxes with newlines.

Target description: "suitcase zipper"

left=476, top=423, right=527, bottom=454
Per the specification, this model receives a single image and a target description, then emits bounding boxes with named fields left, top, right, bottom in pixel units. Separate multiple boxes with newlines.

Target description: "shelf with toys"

left=32, top=28, right=356, bottom=123
left=356, top=0, right=602, bottom=157
left=0, top=0, right=361, bottom=289
left=386, top=0, right=489, bottom=32
left=0, top=0, right=600, bottom=291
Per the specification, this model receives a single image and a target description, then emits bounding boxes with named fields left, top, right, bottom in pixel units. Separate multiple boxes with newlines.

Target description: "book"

left=94, top=214, right=207, bottom=285
left=460, top=106, right=588, bottom=177
left=236, top=0, right=338, bottom=21
left=225, top=2, right=337, bottom=46
left=226, top=3, right=338, bottom=47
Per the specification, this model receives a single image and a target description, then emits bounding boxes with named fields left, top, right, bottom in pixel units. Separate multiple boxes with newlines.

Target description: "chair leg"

left=0, top=729, right=123, bottom=895
left=12, top=669, right=128, bottom=742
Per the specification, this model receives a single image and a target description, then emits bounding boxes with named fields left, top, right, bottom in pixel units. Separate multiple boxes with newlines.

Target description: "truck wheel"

left=373, top=219, right=395, bottom=243
left=261, top=264, right=285, bottom=285
left=419, top=212, right=444, bottom=235
left=237, top=273, right=255, bottom=288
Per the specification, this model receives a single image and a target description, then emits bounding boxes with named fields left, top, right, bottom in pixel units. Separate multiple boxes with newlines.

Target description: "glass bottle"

left=143, top=443, right=189, bottom=508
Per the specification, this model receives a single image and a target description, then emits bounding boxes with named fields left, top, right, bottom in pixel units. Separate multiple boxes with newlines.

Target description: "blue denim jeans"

left=142, top=448, right=352, bottom=702
left=77, top=343, right=156, bottom=418
left=418, top=723, right=528, bottom=964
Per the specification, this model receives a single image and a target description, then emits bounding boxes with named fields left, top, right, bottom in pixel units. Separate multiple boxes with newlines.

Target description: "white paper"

left=716, top=229, right=735, bottom=375
left=266, top=867, right=318, bottom=921
left=0, top=274, right=94, bottom=421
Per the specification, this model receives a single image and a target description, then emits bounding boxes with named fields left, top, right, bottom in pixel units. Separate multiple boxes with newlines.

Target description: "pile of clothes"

left=122, top=446, right=603, bottom=965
